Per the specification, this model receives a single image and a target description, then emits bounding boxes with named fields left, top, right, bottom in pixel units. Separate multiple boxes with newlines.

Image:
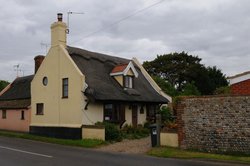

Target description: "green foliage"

left=121, top=125, right=149, bottom=139
left=0, top=130, right=105, bottom=148
left=180, top=82, right=201, bottom=96
left=0, top=80, right=9, bottom=92
left=148, top=147, right=250, bottom=163
left=152, top=76, right=178, bottom=97
left=96, top=122, right=122, bottom=142
left=206, top=66, right=228, bottom=94
left=143, top=52, right=228, bottom=95
left=159, top=106, right=174, bottom=124
left=213, top=86, right=231, bottom=95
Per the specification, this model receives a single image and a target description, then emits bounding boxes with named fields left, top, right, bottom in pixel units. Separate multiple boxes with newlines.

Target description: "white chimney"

left=50, top=13, right=67, bottom=47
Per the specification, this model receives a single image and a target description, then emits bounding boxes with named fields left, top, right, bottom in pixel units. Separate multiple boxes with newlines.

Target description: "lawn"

left=0, top=130, right=105, bottom=148
left=148, top=147, right=250, bottom=164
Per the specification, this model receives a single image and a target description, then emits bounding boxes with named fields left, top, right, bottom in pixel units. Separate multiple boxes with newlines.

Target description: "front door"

left=132, top=105, right=138, bottom=127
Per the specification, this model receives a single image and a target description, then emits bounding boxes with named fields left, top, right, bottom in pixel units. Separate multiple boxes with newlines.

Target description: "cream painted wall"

left=114, top=75, right=123, bottom=86
left=125, top=105, right=132, bottom=126
left=124, top=105, right=146, bottom=126
left=127, top=69, right=134, bottom=76
left=137, top=107, right=146, bottom=125
left=82, top=103, right=146, bottom=126
left=31, top=45, right=85, bottom=128
left=160, top=132, right=178, bottom=147
left=81, top=102, right=103, bottom=125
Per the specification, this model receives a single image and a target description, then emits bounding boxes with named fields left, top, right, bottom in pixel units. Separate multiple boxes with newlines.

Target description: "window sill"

left=62, top=96, right=68, bottom=99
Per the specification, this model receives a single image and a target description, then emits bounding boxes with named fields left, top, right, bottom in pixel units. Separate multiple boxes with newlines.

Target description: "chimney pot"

left=57, top=13, right=63, bottom=22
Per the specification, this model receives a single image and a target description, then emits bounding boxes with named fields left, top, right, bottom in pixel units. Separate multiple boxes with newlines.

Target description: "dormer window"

left=110, top=61, right=138, bottom=89
left=124, top=76, right=133, bottom=88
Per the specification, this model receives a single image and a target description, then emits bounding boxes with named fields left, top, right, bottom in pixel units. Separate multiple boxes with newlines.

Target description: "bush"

left=121, top=125, right=149, bottom=139
left=95, top=122, right=122, bottom=142
left=213, top=86, right=231, bottom=95
left=159, top=106, right=174, bottom=123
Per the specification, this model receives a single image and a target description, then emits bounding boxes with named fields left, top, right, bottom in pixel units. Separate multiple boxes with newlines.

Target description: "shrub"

left=159, top=106, right=174, bottom=123
left=213, top=86, right=231, bottom=95
left=121, top=124, right=149, bottom=139
left=95, top=122, right=122, bottom=142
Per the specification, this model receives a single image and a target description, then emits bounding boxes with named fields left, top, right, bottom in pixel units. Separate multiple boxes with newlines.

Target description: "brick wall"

left=176, top=95, right=250, bottom=154
left=231, top=79, right=250, bottom=95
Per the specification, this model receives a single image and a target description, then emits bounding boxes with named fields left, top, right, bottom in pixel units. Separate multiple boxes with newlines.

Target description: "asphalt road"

left=0, top=136, right=248, bottom=166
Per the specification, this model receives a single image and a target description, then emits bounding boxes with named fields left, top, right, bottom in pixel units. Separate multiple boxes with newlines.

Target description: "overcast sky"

left=0, top=0, right=249, bottom=81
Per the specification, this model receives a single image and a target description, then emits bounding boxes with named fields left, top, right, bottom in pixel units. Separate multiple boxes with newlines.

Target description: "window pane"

left=2, top=110, right=6, bottom=119
left=21, top=111, right=25, bottom=120
left=62, top=78, right=68, bottom=98
left=129, top=77, right=133, bottom=88
left=124, top=76, right=133, bottom=88
left=104, top=104, right=121, bottom=122
left=36, top=103, right=44, bottom=115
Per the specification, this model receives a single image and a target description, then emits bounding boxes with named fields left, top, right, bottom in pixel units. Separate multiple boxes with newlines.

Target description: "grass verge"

left=148, top=147, right=250, bottom=164
left=0, top=130, right=105, bottom=148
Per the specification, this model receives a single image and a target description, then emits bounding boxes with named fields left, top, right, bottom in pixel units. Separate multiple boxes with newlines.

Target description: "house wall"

left=127, top=69, right=134, bottom=76
left=84, top=103, right=146, bottom=126
left=0, top=109, right=30, bottom=132
left=82, top=103, right=103, bottom=125
left=114, top=75, right=123, bottom=86
left=124, top=105, right=146, bottom=126
left=231, top=79, right=250, bottom=95
left=176, top=95, right=250, bottom=154
left=31, top=45, right=85, bottom=128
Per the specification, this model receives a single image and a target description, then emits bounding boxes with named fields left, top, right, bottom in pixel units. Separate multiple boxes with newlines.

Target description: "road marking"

left=0, top=145, right=53, bottom=158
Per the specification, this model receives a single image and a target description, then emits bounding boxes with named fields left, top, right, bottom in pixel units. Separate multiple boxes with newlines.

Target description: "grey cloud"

left=0, top=0, right=250, bottom=81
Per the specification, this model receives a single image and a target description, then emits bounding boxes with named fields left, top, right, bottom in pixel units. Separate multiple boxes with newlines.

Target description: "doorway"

left=132, top=105, right=138, bottom=127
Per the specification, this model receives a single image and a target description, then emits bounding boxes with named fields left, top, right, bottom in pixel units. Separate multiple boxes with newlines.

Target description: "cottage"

left=0, top=75, right=33, bottom=132
left=30, top=13, right=170, bottom=139
left=228, top=71, right=250, bottom=95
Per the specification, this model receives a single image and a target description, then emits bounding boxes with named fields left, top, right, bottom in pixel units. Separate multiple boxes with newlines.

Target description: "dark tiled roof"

left=0, top=75, right=33, bottom=101
left=0, top=99, right=30, bottom=109
left=67, top=46, right=168, bottom=103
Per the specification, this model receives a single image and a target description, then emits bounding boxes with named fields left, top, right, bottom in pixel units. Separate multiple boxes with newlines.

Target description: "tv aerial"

left=67, top=11, right=84, bottom=34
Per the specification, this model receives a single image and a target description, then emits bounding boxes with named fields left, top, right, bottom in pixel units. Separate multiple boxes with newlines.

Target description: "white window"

left=124, top=76, right=133, bottom=88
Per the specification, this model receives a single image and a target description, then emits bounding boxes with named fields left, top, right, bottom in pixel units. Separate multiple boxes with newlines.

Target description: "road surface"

left=0, top=136, right=248, bottom=166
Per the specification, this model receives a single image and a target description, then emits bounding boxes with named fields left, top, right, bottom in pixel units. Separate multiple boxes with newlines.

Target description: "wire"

left=70, top=0, right=166, bottom=44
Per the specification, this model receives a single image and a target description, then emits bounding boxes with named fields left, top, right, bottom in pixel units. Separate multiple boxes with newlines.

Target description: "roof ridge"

left=67, top=46, right=130, bottom=63
left=228, top=71, right=250, bottom=79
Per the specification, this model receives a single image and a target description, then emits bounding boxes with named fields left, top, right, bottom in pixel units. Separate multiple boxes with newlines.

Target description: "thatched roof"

left=67, top=46, right=168, bottom=103
left=0, top=75, right=33, bottom=109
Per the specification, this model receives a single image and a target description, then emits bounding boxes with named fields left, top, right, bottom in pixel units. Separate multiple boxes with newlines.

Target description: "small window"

left=2, top=110, right=6, bottom=119
left=104, top=104, right=113, bottom=121
left=103, top=104, right=121, bottom=122
left=36, top=103, right=44, bottom=115
left=62, top=78, right=68, bottom=98
left=124, top=76, right=133, bottom=88
left=21, top=110, right=25, bottom=120
left=43, top=77, right=48, bottom=86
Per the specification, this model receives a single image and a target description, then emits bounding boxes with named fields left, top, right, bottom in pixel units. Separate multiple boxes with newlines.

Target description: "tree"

left=143, top=52, right=228, bottom=95
left=152, top=76, right=178, bottom=97
left=180, top=82, right=201, bottom=96
left=143, top=52, right=202, bottom=91
left=207, top=66, right=228, bottom=93
left=0, top=80, right=10, bottom=92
